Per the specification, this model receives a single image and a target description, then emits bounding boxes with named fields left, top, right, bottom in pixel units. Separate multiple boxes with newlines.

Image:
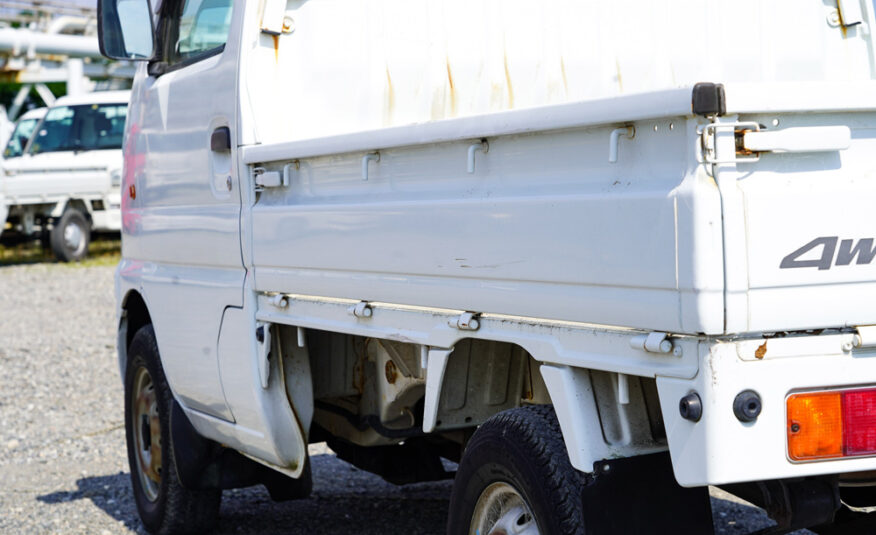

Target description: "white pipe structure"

left=0, top=28, right=101, bottom=59
left=66, top=58, right=84, bottom=97
left=48, top=16, right=90, bottom=35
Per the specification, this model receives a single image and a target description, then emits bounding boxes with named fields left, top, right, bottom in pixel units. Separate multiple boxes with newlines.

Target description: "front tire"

left=50, top=209, right=89, bottom=262
left=125, top=325, right=221, bottom=534
left=447, top=405, right=586, bottom=535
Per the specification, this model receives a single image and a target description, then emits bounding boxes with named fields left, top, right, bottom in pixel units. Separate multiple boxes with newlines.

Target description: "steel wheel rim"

left=63, top=221, right=85, bottom=255
left=132, top=366, right=161, bottom=502
left=470, top=482, right=539, bottom=535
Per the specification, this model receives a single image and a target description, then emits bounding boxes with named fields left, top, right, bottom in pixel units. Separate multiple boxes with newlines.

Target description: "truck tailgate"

left=725, top=105, right=876, bottom=332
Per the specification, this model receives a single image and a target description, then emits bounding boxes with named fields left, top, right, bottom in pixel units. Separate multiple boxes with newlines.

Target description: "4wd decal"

left=780, top=237, right=876, bottom=270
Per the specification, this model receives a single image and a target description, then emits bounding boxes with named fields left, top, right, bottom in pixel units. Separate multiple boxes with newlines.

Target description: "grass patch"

left=0, top=236, right=120, bottom=267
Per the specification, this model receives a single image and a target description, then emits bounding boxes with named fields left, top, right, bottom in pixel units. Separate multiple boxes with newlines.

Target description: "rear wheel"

left=125, top=325, right=221, bottom=534
left=50, top=209, right=89, bottom=262
left=447, top=405, right=586, bottom=535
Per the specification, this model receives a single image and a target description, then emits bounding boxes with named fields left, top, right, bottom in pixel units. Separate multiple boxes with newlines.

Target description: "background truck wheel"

left=447, top=405, right=586, bottom=535
left=125, top=325, right=221, bottom=534
left=50, top=209, right=89, bottom=262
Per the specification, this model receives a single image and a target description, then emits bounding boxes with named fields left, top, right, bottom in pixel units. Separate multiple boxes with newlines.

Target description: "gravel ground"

left=0, top=261, right=814, bottom=534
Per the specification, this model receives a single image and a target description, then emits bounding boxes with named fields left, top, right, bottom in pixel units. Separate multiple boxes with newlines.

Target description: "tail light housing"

left=787, top=388, right=876, bottom=462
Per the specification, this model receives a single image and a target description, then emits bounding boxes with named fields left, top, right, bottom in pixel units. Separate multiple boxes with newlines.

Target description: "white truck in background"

left=0, top=107, right=45, bottom=248
left=101, top=0, right=876, bottom=534
left=0, top=91, right=129, bottom=261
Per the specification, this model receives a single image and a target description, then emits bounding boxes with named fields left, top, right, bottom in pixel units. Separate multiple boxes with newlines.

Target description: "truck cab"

left=101, top=1, right=876, bottom=533
left=0, top=91, right=129, bottom=261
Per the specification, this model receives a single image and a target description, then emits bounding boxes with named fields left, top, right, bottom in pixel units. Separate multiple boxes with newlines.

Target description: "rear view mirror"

left=98, top=0, right=156, bottom=61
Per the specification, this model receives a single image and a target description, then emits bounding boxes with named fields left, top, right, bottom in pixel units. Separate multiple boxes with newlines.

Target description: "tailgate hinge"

left=260, top=0, right=294, bottom=35
left=449, top=312, right=481, bottom=331
left=629, top=331, right=682, bottom=356
left=853, top=326, right=876, bottom=349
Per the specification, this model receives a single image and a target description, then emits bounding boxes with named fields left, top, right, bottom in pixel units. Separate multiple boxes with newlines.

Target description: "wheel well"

left=305, top=330, right=551, bottom=447
left=57, top=199, right=92, bottom=222
left=123, top=291, right=151, bottom=349
left=119, top=290, right=151, bottom=376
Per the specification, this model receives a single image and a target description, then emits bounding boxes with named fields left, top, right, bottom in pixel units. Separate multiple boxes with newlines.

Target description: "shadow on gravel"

left=37, top=471, right=146, bottom=533
left=35, top=454, right=452, bottom=535
left=214, top=486, right=451, bottom=535
left=215, top=452, right=453, bottom=535
left=31, top=465, right=802, bottom=535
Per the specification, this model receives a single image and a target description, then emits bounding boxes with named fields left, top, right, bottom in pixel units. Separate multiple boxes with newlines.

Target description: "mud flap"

left=582, top=452, right=714, bottom=535
left=171, top=400, right=312, bottom=499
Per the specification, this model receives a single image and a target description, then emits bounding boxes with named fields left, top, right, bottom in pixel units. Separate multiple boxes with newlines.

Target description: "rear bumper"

left=657, top=331, right=876, bottom=487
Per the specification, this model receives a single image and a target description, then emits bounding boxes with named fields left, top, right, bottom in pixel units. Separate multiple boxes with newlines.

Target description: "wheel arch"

left=118, top=289, right=152, bottom=379
left=52, top=198, right=93, bottom=221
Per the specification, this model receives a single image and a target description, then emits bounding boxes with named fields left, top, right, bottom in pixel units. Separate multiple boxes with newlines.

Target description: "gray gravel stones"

left=0, top=261, right=812, bottom=534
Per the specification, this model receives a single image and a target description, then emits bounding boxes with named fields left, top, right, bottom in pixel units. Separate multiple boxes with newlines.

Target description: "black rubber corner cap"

left=692, top=83, right=726, bottom=117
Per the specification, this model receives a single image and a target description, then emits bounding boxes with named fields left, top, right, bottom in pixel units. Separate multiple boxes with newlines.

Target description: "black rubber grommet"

left=679, top=392, right=703, bottom=422
left=733, top=390, right=762, bottom=423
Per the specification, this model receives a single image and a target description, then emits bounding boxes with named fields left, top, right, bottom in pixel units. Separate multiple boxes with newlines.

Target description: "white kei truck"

left=100, top=0, right=876, bottom=533
left=0, top=91, right=129, bottom=261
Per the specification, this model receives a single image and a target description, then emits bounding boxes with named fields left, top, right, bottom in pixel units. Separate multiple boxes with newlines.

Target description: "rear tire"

left=125, top=325, right=221, bottom=534
left=50, top=209, right=89, bottom=262
left=447, top=405, right=587, bottom=535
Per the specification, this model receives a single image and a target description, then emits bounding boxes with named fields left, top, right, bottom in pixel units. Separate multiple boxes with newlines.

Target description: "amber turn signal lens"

left=787, top=392, right=843, bottom=461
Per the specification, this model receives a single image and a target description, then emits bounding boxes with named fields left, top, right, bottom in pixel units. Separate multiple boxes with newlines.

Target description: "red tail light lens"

left=842, top=389, right=876, bottom=456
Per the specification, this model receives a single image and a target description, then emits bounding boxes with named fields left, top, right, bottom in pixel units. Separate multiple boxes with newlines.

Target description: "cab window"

left=4, top=117, right=40, bottom=158
left=166, top=0, right=233, bottom=65
left=29, top=104, right=127, bottom=154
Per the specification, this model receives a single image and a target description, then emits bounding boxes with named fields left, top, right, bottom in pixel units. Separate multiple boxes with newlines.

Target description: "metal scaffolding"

left=0, top=0, right=132, bottom=120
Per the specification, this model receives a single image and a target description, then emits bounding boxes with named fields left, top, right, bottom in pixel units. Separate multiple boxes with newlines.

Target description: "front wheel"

left=50, top=209, right=90, bottom=262
left=125, top=325, right=221, bottom=534
left=447, top=405, right=586, bottom=535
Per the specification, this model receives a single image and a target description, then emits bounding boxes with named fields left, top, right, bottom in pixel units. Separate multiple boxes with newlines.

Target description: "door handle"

left=210, top=126, right=231, bottom=152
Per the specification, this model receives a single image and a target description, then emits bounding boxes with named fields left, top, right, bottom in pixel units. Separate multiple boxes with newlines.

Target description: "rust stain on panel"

left=384, top=66, right=395, bottom=124
left=445, top=58, right=457, bottom=116
left=271, top=34, right=279, bottom=62
left=755, top=341, right=767, bottom=359
left=384, top=359, right=397, bottom=384
left=560, top=57, right=569, bottom=94
left=503, top=51, right=515, bottom=108
left=615, top=58, right=624, bottom=92
left=837, top=1, right=849, bottom=38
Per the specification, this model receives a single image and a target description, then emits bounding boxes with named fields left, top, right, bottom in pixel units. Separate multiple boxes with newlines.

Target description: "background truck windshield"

left=29, top=103, right=127, bottom=154
left=3, top=117, right=40, bottom=158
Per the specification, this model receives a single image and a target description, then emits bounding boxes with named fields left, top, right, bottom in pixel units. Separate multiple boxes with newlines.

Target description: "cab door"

left=127, top=0, right=241, bottom=421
